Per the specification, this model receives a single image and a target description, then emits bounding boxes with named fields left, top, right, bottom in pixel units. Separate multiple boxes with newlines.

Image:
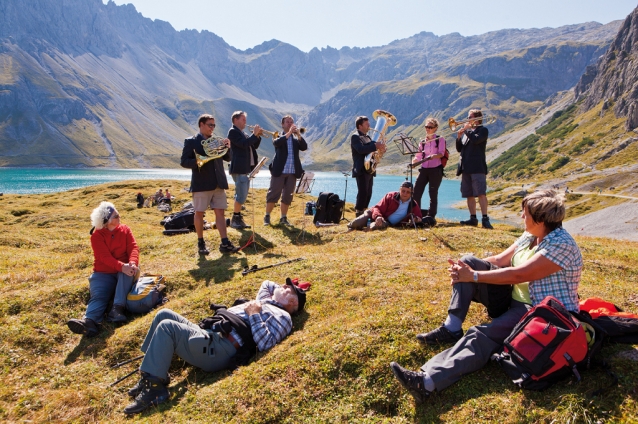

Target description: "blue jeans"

left=84, top=272, right=134, bottom=323
left=231, top=174, right=250, bottom=204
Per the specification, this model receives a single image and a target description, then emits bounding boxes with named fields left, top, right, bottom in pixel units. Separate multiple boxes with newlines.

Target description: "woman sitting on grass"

left=67, top=201, right=140, bottom=337
left=390, top=189, right=583, bottom=403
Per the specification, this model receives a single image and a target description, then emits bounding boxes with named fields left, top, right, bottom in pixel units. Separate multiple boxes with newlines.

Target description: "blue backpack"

left=126, top=275, right=168, bottom=314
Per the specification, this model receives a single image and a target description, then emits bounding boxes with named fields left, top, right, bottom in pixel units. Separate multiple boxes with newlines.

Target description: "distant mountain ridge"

left=0, top=0, right=623, bottom=168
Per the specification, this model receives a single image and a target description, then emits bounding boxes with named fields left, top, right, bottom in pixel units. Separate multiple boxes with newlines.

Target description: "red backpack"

left=492, top=296, right=592, bottom=391
left=435, top=137, right=450, bottom=168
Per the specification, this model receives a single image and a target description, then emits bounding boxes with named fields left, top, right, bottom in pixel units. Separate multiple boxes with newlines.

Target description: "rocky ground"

left=563, top=199, right=638, bottom=241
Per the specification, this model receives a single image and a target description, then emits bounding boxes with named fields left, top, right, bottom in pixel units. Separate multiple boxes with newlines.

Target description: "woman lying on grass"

left=67, top=201, right=140, bottom=337
left=390, top=189, right=583, bottom=402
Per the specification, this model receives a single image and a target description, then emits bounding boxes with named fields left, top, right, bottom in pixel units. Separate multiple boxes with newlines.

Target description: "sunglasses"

left=206, top=123, right=216, bottom=128
left=425, top=126, right=437, bottom=129
left=112, top=213, right=120, bottom=219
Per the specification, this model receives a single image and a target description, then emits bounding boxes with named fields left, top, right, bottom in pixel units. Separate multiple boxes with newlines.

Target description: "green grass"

left=1, top=180, right=637, bottom=422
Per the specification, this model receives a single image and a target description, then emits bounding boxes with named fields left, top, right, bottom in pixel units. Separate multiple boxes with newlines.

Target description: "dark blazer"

left=180, top=133, right=231, bottom=192
left=228, top=125, right=261, bottom=175
left=351, top=130, right=379, bottom=177
left=455, top=126, right=489, bottom=176
left=269, top=134, right=308, bottom=178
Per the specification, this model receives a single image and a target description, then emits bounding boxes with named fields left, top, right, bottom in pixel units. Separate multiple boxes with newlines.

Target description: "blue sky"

left=105, top=0, right=637, bottom=52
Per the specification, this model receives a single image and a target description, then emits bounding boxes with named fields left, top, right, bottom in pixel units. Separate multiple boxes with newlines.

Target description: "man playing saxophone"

left=180, top=114, right=238, bottom=255
left=351, top=116, right=386, bottom=217
left=264, top=115, right=308, bottom=226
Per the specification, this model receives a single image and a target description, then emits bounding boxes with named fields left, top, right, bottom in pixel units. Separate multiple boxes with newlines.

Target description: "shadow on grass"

left=189, top=254, right=243, bottom=286
left=64, top=323, right=118, bottom=365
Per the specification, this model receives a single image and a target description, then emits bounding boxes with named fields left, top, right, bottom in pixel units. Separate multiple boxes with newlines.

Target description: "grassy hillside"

left=1, top=181, right=637, bottom=422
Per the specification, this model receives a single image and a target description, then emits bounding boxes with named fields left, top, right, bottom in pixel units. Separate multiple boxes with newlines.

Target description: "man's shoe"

left=128, top=373, right=171, bottom=398
left=67, top=318, right=99, bottom=337
left=279, top=216, right=291, bottom=226
left=198, top=241, right=210, bottom=255
left=460, top=217, right=479, bottom=226
left=416, top=326, right=463, bottom=345
left=230, top=215, right=248, bottom=229
left=263, top=215, right=271, bottom=226
left=482, top=217, right=494, bottom=229
left=106, top=305, right=127, bottom=323
left=219, top=242, right=240, bottom=254
left=423, top=216, right=437, bottom=227
left=123, top=374, right=169, bottom=415
left=390, top=362, right=431, bottom=404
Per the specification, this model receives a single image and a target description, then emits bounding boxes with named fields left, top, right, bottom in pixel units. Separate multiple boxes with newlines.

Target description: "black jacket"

left=269, top=134, right=308, bottom=178
left=455, top=126, right=489, bottom=176
left=351, top=130, right=379, bottom=177
left=228, top=125, right=261, bottom=175
left=180, top=133, right=231, bottom=192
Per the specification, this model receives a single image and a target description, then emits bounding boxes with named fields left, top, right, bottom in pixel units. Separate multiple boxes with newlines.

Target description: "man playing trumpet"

left=456, top=109, right=493, bottom=229
left=180, top=114, right=236, bottom=255
left=228, top=111, right=262, bottom=230
left=264, top=115, right=308, bottom=226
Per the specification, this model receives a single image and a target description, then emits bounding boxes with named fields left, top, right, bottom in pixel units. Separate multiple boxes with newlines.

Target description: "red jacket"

left=370, top=192, right=422, bottom=223
left=91, top=224, right=139, bottom=273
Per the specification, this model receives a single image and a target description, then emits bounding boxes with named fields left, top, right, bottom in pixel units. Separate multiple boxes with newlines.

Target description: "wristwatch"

left=473, top=271, right=479, bottom=282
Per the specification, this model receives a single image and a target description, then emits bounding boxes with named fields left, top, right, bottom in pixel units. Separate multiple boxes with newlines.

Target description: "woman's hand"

left=447, top=259, right=474, bottom=284
left=122, top=263, right=138, bottom=277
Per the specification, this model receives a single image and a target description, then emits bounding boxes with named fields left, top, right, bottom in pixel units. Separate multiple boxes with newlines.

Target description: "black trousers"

left=355, top=173, right=374, bottom=211
left=413, top=166, right=443, bottom=218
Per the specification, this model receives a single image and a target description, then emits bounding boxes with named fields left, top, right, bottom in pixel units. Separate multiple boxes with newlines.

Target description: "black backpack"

left=161, top=208, right=195, bottom=231
left=313, top=192, right=344, bottom=224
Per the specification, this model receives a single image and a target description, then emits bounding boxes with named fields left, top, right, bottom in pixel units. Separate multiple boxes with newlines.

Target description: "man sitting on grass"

left=347, top=181, right=422, bottom=231
left=123, top=278, right=310, bottom=415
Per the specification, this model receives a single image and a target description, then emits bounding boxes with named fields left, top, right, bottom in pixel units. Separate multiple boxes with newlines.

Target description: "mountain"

left=0, top=0, right=622, bottom=168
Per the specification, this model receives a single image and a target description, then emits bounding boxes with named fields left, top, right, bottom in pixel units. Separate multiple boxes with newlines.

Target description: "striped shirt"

left=226, top=280, right=293, bottom=351
left=514, top=227, right=582, bottom=312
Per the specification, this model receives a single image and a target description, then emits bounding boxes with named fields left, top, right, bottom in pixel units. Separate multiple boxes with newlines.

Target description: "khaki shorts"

left=192, top=189, right=227, bottom=211
left=266, top=174, right=297, bottom=204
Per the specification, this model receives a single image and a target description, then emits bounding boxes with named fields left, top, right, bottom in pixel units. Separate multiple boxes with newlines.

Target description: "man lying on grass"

left=123, top=278, right=310, bottom=415
left=390, top=189, right=583, bottom=402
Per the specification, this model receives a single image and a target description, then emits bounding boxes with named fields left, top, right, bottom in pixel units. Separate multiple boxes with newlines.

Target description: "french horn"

left=195, top=136, right=228, bottom=170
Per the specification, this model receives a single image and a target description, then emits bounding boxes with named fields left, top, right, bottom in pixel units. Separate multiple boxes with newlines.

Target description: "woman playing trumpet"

left=412, top=117, right=447, bottom=226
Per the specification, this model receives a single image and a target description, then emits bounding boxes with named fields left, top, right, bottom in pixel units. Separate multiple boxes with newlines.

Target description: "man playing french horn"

left=180, top=114, right=239, bottom=255
left=264, top=115, right=308, bottom=226
left=351, top=116, right=386, bottom=216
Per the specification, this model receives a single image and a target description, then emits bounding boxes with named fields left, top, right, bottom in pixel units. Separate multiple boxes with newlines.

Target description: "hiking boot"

left=423, top=216, right=437, bottom=227
left=128, top=373, right=171, bottom=398
left=416, top=326, right=463, bottom=345
left=390, top=362, right=432, bottom=404
left=279, top=216, right=291, bottom=226
left=106, top=305, right=127, bottom=323
left=355, top=210, right=364, bottom=217
left=219, top=242, right=240, bottom=254
left=230, top=214, right=248, bottom=229
left=460, top=217, right=479, bottom=226
left=198, top=241, right=210, bottom=255
left=123, top=373, right=169, bottom=415
left=482, top=217, right=493, bottom=229
left=67, top=318, right=99, bottom=337
left=263, top=214, right=271, bottom=226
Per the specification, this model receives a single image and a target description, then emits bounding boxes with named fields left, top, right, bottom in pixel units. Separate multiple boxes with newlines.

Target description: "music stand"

left=340, top=171, right=350, bottom=223
left=295, top=171, right=315, bottom=244
left=246, top=157, right=268, bottom=253
left=392, top=133, right=419, bottom=184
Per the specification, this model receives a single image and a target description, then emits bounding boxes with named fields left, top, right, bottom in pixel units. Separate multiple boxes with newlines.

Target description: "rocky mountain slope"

left=0, top=0, right=622, bottom=168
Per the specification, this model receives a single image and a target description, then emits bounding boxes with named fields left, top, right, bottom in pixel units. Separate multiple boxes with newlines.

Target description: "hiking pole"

left=111, top=355, right=144, bottom=369
left=242, top=257, right=305, bottom=276
left=109, top=368, right=140, bottom=387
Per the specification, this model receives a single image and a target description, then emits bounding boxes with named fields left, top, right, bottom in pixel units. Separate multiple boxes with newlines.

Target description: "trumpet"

left=247, top=125, right=279, bottom=139
left=448, top=115, right=497, bottom=132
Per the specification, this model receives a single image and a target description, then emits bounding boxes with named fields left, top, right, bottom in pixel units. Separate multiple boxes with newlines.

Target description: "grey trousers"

left=448, top=255, right=512, bottom=321
left=348, top=210, right=389, bottom=230
left=140, top=309, right=237, bottom=380
left=422, top=299, right=530, bottom=391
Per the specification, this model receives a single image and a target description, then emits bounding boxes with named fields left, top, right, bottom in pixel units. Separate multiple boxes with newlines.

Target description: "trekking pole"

left=109, top=368, right=140, bottom=387
left=242, top=257, right=305, bottom=276
left=111, top=355, right=144, bottom=369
